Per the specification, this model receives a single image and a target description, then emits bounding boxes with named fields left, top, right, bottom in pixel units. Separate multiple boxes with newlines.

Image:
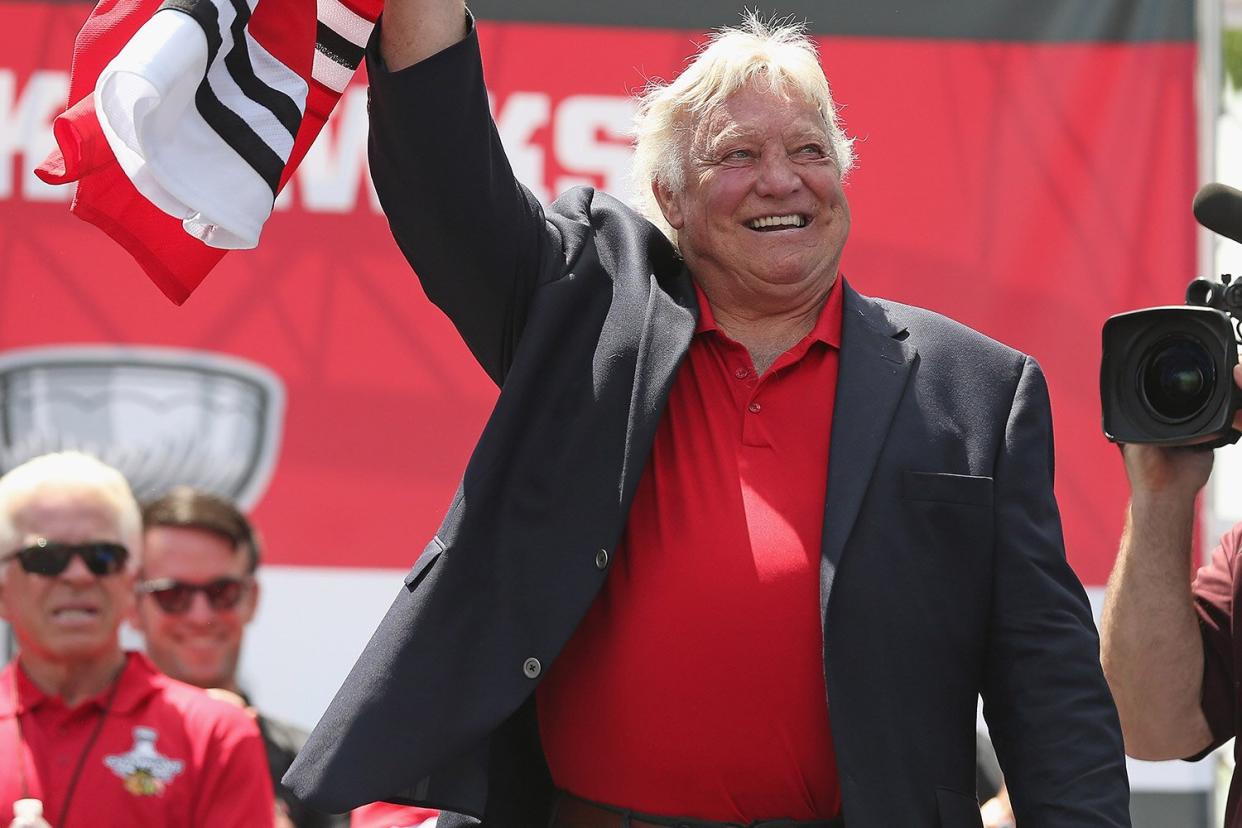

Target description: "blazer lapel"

left=820, top=281, right=916, bottom=620
left=618, top=265, right=697, bottom=505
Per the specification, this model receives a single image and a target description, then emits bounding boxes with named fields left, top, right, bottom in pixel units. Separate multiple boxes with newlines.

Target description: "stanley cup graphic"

left=0, top=346, right=285, bottom=510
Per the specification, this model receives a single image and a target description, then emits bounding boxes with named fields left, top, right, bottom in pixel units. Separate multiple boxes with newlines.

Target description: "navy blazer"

left=286, top=22, right=1130, bottom=828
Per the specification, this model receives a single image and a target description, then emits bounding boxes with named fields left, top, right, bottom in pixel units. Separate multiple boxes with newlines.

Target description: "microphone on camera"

left=1193, top=182, right=1242, bottom=246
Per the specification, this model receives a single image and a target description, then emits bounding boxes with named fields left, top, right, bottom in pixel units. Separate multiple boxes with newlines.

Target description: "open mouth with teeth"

left=51, top=606, right=102, bottom=625
left=748, top=215, right=809, bottom=231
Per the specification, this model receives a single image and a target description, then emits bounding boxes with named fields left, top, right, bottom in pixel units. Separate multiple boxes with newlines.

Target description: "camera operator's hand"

left=1233, top=363, right=1242, bottom=432
left=1118, top=364, right=1242, bottom=497
left=1119, top=440, right=1214, bottom=500
left=1096, top=364, right=1242, bottom=761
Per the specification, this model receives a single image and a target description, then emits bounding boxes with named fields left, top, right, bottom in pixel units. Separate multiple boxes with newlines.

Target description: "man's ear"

left=241, top=577, right=260, bottom=624
left=653, top=180, right=685, bottom=231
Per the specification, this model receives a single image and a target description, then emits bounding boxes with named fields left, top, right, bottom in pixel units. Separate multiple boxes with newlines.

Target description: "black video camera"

left=1100, top=183, right=1242, bottom=448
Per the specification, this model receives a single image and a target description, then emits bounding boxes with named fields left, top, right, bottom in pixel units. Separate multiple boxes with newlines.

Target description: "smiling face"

left=132, top=525, right=256, bottom=692
left=0, top=488, right=133, bottom=670
left=654, top=82, right=851, bottom=313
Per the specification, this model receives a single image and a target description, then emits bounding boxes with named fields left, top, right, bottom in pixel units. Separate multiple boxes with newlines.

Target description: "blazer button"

left=523, top=658, right=542, bottom=679
left=595, top=549, right=609, bottom=570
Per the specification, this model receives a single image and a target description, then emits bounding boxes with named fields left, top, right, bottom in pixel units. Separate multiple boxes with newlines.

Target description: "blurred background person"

left=1101, top=365, right=1242, bottom=827
left=132, top=486, right=348, bottom=828
left=0, top=452, right=273, bottom=827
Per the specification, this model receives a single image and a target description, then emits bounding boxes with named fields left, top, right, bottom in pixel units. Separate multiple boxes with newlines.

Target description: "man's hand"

left=1120, top=440, right=1214, bottom=500
left=1119, top=362, right=1240, bottom=494
left=980, top=786, right=1014, bottom=828
left=1119, top=363, right=1242, bottom=499
left=205, top=686, right=257, bottom=717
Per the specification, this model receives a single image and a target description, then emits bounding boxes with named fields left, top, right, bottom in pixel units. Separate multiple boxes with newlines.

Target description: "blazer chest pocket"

left=404, top=537, right=445, bottom=592
left=902, top=470, right=993, bottom=508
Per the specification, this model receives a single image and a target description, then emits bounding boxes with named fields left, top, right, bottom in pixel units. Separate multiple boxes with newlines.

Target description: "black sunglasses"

left=1, top=539, right=130, bottom=577
left=136, top=577, right=249, bottom=614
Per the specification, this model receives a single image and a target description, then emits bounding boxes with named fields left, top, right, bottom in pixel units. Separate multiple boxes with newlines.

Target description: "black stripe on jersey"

left=160, top=0, right=222, bottom=64
left=194, top=80, right=285, bottom=194
left=221, top=0, right=303, bottom=139
left=164, top=0, right=301, bottom=187
left=316, top=21, right=366, bottom=71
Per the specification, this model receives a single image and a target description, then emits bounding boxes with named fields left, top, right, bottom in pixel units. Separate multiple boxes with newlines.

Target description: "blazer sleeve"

left=366, top=16, right=567, bottom=385
left=980, top=356, right=1131, bottom=826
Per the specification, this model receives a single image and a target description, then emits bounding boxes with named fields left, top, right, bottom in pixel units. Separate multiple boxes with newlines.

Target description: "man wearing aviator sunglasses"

left=136, top=576, right=249, bottom=615
left=0, top=452, right=274, bottom=827
left=132, top=486, right=348, bottom=828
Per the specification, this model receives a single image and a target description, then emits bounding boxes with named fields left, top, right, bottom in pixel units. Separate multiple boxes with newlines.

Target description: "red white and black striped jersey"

left=35, top=0, right=382, bottom=302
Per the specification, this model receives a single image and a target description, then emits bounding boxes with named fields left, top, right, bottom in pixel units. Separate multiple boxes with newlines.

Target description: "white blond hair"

left=631, top=13, right=855, bottom=245
left=0, top=452, right=142, bottom=563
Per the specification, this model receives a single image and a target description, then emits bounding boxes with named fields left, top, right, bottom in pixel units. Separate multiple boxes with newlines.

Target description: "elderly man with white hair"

left=286, top=5, right=1130, bottom=827
left=0, top=452, right=275, bottom=827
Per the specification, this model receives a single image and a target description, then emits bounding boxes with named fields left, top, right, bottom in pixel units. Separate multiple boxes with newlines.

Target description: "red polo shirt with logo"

left=538, top=278, right=844, bottom=822
left=0, top=651, right=273, bottom=827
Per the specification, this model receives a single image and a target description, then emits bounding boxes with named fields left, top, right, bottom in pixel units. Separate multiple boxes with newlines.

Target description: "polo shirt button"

left=747, top=401, right=762, bottom=414
left=734, top=368, right=749, bottom=379
left=595, top=549, right=609, bottom=570
left=523, top=658, right=542, bottom=679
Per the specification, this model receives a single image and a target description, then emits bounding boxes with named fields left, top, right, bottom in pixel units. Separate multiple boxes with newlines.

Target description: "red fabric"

left=0, top=652, right=274, bottom=827
left=350, top=801, right=440, bottom=827
left=32, top=0, right=358, bottom=304
left=537, top=277, right=845, bottom=822
left=1192, top=523, right=1242, bottom=828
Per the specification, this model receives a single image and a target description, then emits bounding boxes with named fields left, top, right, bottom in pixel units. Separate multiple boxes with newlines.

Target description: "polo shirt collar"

left=692, top=273, right=844, bottom=349
left=0, top=651, right=161, bottom=717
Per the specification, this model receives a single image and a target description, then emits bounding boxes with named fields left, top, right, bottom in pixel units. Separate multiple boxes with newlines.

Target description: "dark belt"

left=550, top=792, right=845, bottom=828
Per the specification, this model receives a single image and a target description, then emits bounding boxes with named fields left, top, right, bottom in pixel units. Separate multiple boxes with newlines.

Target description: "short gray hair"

left=0, top=452, right=142, bottom=563
left=631, top=13, right=855, bottom=245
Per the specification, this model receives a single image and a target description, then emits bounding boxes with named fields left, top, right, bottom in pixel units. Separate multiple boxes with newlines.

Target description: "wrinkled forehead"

left=694, top=84, right=830, bottom=149
left=9, top=486, right=123, bottom=546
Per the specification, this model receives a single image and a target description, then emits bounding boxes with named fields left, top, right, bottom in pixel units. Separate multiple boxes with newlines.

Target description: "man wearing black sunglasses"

left=132, top=486, right=348, bottom=828
left=0, top=452, right=275, bottom=827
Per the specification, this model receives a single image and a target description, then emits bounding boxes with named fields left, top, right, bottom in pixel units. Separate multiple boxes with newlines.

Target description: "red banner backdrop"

left=0, top=4, right=1196, bottom=585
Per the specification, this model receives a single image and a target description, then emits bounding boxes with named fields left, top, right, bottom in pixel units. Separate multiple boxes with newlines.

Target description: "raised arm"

left=367, top=2, right=567, bottom=384
left=1100, top=364, right=1242, bottom=760
left=1099, top=444, right=1215, bottom=759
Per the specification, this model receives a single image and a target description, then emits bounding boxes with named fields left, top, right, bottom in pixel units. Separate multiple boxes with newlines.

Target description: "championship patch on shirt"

left=104, top=726, right=186, bottom=795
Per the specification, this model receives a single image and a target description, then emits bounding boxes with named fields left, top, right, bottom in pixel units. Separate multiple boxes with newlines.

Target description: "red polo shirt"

left=350, top=801, right=440, bottom=827
left=538, top=277, right=844, bottom=822
left=1192, top=524, right=1242, bottom=828
left=0, top=652, right=274, bottom=827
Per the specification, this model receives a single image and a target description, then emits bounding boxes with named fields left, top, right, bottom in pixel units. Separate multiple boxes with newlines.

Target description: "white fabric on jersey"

left=95, top=3, right=309, bottom=249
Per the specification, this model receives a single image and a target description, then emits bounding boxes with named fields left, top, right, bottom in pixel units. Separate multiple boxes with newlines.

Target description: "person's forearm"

left=1100, top=494, right=1212, bottom=759
left=380, top=0, right=468, bottom=71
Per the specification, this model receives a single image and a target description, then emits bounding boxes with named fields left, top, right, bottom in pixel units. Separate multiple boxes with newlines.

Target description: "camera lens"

left=1137, top=335, right=1217, bottom=423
